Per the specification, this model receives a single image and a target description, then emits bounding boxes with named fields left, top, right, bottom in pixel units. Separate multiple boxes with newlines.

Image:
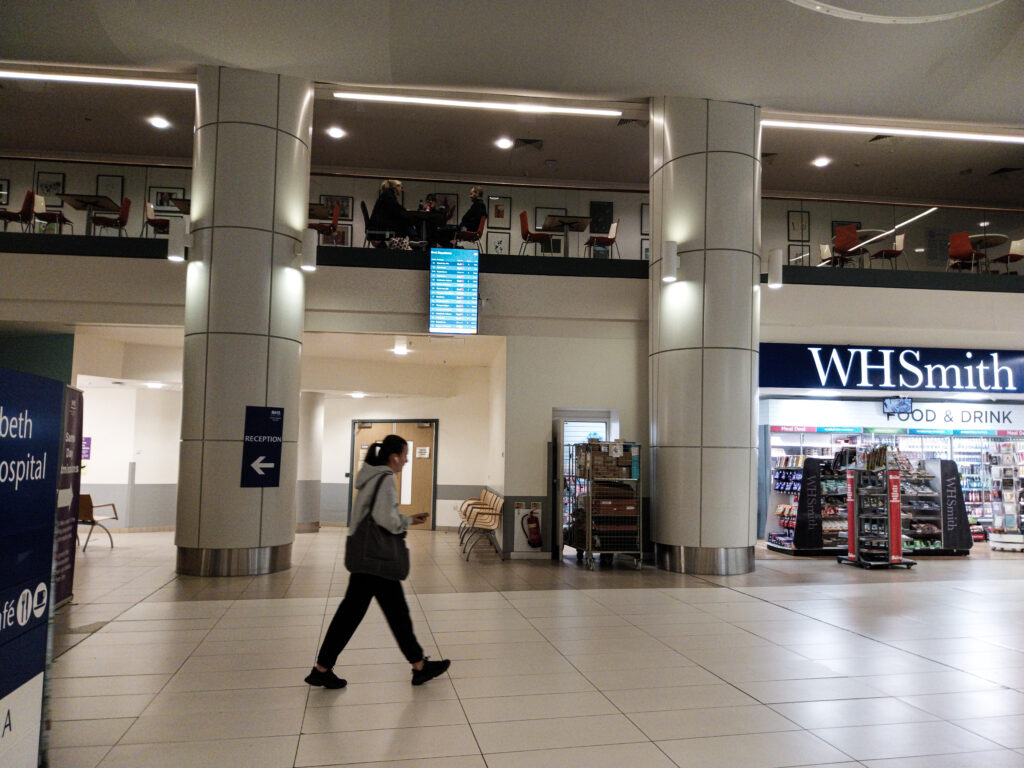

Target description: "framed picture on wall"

left=487, top=195, right=512, bottom=230
left=321, top=224, right=352, bottom=246
left=787, top=210, right=810, bottom=242
left=640, top=202, right=650, bottom=235
left=788, top=243, right=811, bottom=264
left=319, top=194, right=353, bottom=221
left=535, top=206, right=566, bottom=230
left=0, top=178, right=8, bottom=206
left=641, top=238, right=650, bottom=260
left=432, top=192, right=458, bottom=223
left=96, top=174, right=124, bottom=204
left=36, top=171, right=65, bottom=209
left=149, top=186, right=186, bottom=213
left=486, top=231, right=510, bottom=254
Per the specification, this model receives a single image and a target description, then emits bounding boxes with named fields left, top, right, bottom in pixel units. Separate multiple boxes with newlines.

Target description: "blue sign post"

left=0, top=368, right=64, bottom=768
left=240, top=406, right=284, bottom=488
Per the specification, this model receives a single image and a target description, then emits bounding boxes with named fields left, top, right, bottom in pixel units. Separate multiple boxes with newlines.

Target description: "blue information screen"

left=429, top=248, right=479, bottom=334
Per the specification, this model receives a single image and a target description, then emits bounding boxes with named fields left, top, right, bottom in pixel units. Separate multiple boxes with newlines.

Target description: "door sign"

left=240, top=406, right=284, bottom=488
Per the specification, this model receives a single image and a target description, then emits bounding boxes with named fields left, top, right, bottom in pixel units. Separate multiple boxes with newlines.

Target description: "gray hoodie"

left=350, top=462, right=409, bottom=535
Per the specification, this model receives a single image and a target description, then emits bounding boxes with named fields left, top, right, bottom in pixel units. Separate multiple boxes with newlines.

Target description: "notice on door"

left=240, top=406, right=284, bottom=488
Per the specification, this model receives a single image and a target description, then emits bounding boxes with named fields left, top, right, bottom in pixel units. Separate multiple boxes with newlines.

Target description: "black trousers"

left=316, top=572, right=423, bottom=668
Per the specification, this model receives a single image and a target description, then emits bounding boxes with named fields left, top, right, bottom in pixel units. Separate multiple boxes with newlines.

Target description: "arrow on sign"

left=251, top=456, right=275, bottom=475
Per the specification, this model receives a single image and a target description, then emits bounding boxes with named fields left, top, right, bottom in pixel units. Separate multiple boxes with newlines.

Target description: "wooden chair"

left=34, top=195, right=75, bottom=234
left=78, top=494, right=118, bottom=551
left=947, top=230, right=985, bottom=272
left=518, top=210, right=552, bottom=255
left=140, top=201, right=170, bottom=237
left=869, top=233, right=906, bottom=269
left=990, top=238, right=1024, bottom=274
left=462, top=495, right=503, bottom=560
left=583, top=219, right=621, bottom=259
left=0, top=190, right=36, bottom=232
left=91, top=197, right=132, bottom=237
left=454, top=214, right=486, bottom=252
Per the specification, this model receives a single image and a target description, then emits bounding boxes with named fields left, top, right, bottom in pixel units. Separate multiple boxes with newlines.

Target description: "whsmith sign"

left=761, top=343, right=1024, bottom=394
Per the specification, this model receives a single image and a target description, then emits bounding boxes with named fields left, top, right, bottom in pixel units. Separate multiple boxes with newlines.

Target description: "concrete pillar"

left=648, top=97, right=761, bottom=575
left=296, top=391, right=324, bottom=533
left=175, top=66, right=314, bottom=575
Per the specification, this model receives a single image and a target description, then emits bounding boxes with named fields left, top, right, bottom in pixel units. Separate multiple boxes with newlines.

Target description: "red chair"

left=990, top=238, right=1024, bottom=274
left=869, top=233, right=906, bottom=270
left=518, top=210, right=552, bottom=255
left=947, top=230, right=985, bottom=272
left=308, top=202, right=340, bottom=240
left=91, top=197, right=131, bottom=237
left=0, top=190, right=35, bottom=232
left=583, top=219, right=620, bottom=259
left=832, top=224, right=865, bottom=266
left=34, top=195, right=75, bottom=234
left=140, top=201, right=169, bottom=237
left=454, top=214, right=486, bottom=252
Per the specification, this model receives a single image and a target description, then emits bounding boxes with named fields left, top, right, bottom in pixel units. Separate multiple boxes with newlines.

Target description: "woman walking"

left=305, top=435, right=450, bottom=688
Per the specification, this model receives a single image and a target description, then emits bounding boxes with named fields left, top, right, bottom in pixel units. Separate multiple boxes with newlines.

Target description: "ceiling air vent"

left=868, top=134, right=894, bottom=142
left=989, top=166, right=1022, bottom=176
left=513, top=138, right=544, bottom=150
left=616, top=118, right=649, bottom=128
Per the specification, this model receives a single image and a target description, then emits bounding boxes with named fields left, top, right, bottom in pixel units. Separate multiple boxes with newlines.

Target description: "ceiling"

left=1, top=0, right=1022, bottom=206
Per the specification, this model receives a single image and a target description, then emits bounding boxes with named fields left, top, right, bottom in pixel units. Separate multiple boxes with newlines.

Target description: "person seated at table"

left=435, top=186, right=486, bottom=246
left=369, top=179, right=413, bottom=250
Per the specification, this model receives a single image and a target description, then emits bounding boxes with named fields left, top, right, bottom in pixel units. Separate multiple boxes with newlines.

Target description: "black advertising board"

left=0, top=367, right=64, bottom=768
left=793, top=458, right=823, bottom=549
left=53, top=387, right=83, bottom=608
left=939, top=459, right=973, bottom=551
left=240, top=405, right=283, bottom=488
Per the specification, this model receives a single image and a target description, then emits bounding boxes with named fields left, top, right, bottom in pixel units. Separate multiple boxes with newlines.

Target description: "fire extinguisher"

left=521, top=507, right=542, bottom=548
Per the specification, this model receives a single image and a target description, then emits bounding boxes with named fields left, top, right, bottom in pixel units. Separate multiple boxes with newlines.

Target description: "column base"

left=683, top=545, right=754, bottom=575
left=176, top=543, right=292, bottom=576
left=656, top=543, right=684, bottom=573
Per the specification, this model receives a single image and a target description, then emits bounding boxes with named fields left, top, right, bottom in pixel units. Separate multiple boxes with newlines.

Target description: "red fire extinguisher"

left=521, top=507, right=542, bottom=548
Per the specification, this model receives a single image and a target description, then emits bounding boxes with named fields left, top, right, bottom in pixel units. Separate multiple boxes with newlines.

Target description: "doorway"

left=349, top=420, right=438, bottom=530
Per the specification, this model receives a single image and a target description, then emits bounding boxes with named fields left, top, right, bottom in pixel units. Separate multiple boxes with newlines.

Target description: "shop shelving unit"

left=987, top=442, right=1024, bottom=551
left=766, top=456, right=848, bottom=556
left=563, top=441, right=642, bottom=570
left=839, top=447, right=916, bottom=570
left=899, top=458, right=972, bottom=555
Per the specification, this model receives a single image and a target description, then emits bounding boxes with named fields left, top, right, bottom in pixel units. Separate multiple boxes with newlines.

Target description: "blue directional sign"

left=0, top=367, right=65, bottom=768
left=240, top=406, right=283, bottom=487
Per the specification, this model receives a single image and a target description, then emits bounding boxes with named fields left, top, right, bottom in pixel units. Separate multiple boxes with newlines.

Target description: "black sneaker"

left=411, top=657, right=451, bottom=686
left=305, top=667, right=346, bottom=689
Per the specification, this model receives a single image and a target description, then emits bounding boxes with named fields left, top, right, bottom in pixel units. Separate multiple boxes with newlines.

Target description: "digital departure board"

left=429, top=248, right=479, bottom=334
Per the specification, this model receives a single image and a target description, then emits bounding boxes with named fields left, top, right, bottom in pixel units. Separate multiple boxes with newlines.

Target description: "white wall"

left=80, top=387, right=136, bottom=485
left=132, top=388, right=182, bottom=484
left=487, top=341, right=507, bottom=495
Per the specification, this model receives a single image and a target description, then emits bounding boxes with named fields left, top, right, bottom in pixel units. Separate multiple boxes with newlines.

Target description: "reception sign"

left=0, top=368, right=64, bottom=768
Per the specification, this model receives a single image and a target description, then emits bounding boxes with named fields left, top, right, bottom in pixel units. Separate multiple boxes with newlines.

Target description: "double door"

left=350, top=421, right=436, bottom=530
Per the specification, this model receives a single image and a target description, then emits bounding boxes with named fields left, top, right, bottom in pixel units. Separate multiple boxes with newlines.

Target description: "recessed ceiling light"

left=914, top=248, right=925, bottom=252
left=145, top=382, right=164, bottom=389
left=326, top=126, right=346, bottom=139
left=495, top=137, right=514, bottom=149
left=350, top=391, right=366, bottom=399
left=148, top=116, right=170, bottom=129
left=811, top=156, right=831, bottom=167
left=333, top=91, right=621, bottom=117
left=979, top=220, right=991, bottom=227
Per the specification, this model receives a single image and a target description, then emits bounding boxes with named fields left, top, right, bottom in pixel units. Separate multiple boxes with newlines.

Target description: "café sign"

left=761, top=343, right=1024, bottom=394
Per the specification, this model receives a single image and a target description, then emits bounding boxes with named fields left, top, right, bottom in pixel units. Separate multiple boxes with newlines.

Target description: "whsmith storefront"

left=758, top=343, right=1024, bottom=535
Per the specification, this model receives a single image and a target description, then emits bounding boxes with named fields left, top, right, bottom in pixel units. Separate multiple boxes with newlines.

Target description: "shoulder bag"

left=344, top=475, right=411, bottom=581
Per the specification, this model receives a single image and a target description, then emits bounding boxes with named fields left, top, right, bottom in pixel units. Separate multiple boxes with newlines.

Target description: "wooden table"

left=402, top=209, right=447, bottom=244
left=971, top=233, right=1009, bottom=273
left=57, top=194, right=118, bottom=235
left=169, top=198, right=191, bottom=215
left=831, top=228, right=886, bottom=267
left=540, top=214, right=591, bottom=257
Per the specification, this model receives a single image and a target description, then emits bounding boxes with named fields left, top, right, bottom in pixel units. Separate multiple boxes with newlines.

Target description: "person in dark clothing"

left=305, top=435, right=451, bottom=689
left=435, top=186, right=486, bottom=246
left=368, top=179, right=412, bottom=249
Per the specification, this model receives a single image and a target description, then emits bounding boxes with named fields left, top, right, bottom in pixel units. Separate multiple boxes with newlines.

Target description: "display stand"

left=839, top=448, right=916, bottom=569
left=902, top=459, right=972, bottom=555
left=987, top=442, right=1024, bottom=551
left=766, top=456, right=848, bottom=556
left=564, top=441, right=642, bottom=569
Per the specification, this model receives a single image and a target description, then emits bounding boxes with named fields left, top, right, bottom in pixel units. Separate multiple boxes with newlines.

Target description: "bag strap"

left=359, top=474, right=388, bottom=528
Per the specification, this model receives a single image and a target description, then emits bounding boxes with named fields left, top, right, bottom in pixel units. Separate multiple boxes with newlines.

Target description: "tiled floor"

left=45, top=529, right=1024, bottom=767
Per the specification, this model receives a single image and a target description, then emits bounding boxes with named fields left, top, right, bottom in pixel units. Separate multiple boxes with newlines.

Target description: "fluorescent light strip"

left=0, top=70, right=196, bottom=89
left=858, top=207, right=938, bottom=249
left=333, top=91, right=620, bottom=117
left=762, top=118, right=1024, bottom=145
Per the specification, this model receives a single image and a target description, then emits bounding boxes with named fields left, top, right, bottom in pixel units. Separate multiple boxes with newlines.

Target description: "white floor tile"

left=46, top=745, right=110, bottom=768
left=461, top=691, right=617, bottom=723
left=471, top=713, right=645, bottom=753
left=301, top=699, right=467, bottom=733
left=483, top=742, right=678, bottom=768
left=862, top=749, right=1024, bottom=767
left=119, top=708, right=304, bottom=744
left=97, top=735, right=299, bottom=768
left=606, top=682, right=759, bottom=713
left=737, top=676, right=885, bottom=703
left=48, top=718, right=134, bottom=748
left=656, top=729, right=851, bottom=768
left=631, top=704, right=798, bottom=740
left=452, top=671, right=595, bottom=699
left=770, top=697, right=938, bottom=729
left=295, top=724, right=478, bottom=766
left=954, top=714, right=1024, bottom=749
left=901, top=689, right=1024, bottom=719
left=812, top=720, right=1003, bottom=760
